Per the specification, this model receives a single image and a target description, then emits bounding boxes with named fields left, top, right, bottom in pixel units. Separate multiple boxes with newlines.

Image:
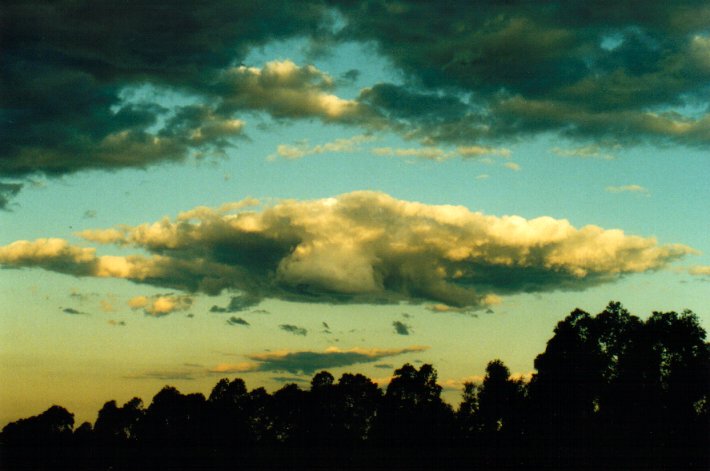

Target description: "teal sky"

left=1, top=2, right=709, bottom=427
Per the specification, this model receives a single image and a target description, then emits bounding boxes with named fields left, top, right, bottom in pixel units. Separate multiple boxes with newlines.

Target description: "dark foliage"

left=1, top=302, right=708, bottom=470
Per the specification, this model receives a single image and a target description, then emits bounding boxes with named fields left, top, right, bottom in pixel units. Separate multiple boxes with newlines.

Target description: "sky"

left=1, top=1, right=709, bottom=427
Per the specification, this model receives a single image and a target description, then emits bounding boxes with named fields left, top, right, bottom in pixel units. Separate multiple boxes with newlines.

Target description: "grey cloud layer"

left=3, top=1, right=709, bottom=207
left=211, top=346, right=428, bottom=376
left=335, top=1, right=710, bottom=145
left=0, top=192, right=693, bottom=310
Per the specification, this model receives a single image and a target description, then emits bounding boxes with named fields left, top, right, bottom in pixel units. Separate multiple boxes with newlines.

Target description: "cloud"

left=128, top=294, right=193, bottom=317
left=0, top=183, right=23, bottom=210
left=100, top=299, right=116, bottom=313
left=503, top=162, right=521, bottom=171
left=392, top=320, right=411, bottom=336
left=605, top=184, right=650, bottom=195
left=0, top=4, right=335, bottom=206
left=210, top=294, right=262, bottom=313
left=551, top=145, right=616, bottom=160
left=372, top=145, right=511, bottom=162
left=3, top=2, right=709, bottom=211
left=689, top=265, right=710, bottom=276
left=457, top=146, right=512, bottom=158
left=227, top=316, right=250, bottom=326
left=333, top=2, right=710, bottom=147
left=373, top=146, right=451, bottom=161
left=0, top=192, right=694, bottom=310
left=125, top=369, right=199, bottom=381
left=210, top=345, right=429, bottom=376
left=280, top=324, right=308, bottom=336
left=269, top=134, right=375, bottom=160
left=62, top=307, right=88, bottom=315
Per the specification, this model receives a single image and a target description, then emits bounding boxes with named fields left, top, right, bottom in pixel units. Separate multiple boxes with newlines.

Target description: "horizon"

left=1, top=1, right=709, bottom=430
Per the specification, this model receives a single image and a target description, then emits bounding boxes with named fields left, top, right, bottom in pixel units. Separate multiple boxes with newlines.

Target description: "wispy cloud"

left=605, top=184, right=650, bottom=196
left=551, top=145, right=616, bottom=160
left=688, top=265, right=710, bottom=276
left=268, top=134, right=375, bottom=160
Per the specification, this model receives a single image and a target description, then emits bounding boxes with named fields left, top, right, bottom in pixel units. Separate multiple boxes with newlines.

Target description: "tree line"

left=2, top=302, right=708, bottom=470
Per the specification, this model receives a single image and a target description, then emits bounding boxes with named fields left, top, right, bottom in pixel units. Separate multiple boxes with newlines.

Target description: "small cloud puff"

left=280, top=324, right=308, bottom=336
left=392, top=320, right=411, bottom=335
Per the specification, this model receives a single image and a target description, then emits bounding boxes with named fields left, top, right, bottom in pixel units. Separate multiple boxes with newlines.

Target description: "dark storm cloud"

left=332, top=0, right=710, bottom=146
left=280, top=324, right=308, bottom=336
left=392, top=320, right=411, bottom=336
left=0, top=1, right=330, bottom=201
left=2, top=2, right=708, bottom=211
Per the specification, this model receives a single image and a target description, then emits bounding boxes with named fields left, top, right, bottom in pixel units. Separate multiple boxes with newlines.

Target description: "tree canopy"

left=2, top=302, right=708, bottom=470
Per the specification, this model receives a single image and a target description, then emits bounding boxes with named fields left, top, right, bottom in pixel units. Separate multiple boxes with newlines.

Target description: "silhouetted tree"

left=1, top=405, right=75, bottom=470
left=334, top=373, right=382, bottom=443
left=373, top=363, right=454, bottom=448
left=94, top=397, right=144, bottom=444
left=207, top=377, right=251, bottom=446
left=2, top=301, right=706, bottom=470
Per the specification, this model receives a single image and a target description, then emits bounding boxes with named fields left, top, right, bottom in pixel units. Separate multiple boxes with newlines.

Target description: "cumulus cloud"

left=0, top=192, right=695, bottom=310
left=210, top=345, right=429, bottom=375
left=128, top=294, right=193, bottom=317
left=605, top=184, right=650, bottom=195
left=504, top=162, right=522, bottom=171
